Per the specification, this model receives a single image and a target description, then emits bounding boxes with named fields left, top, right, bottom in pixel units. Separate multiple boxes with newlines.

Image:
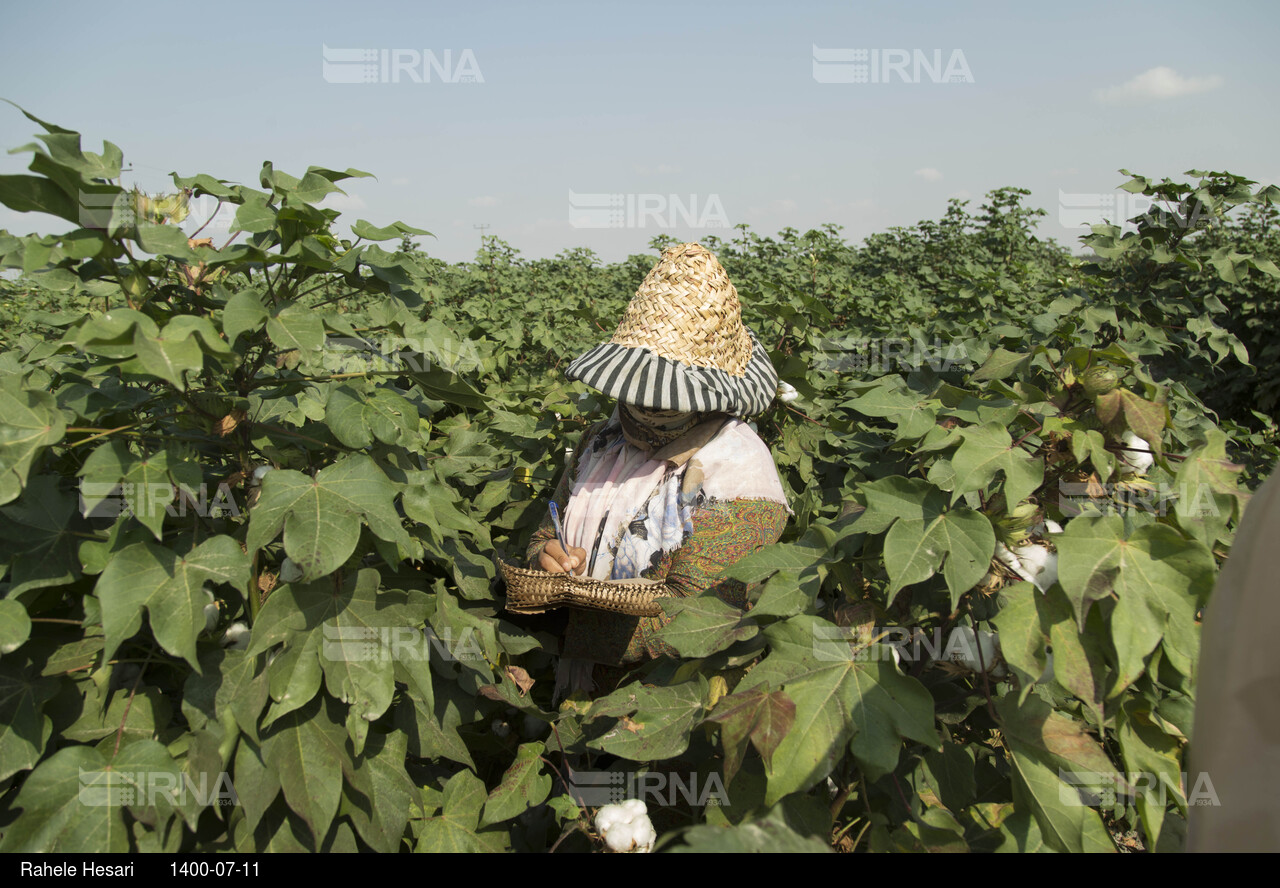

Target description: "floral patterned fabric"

left=526, top=420, right=790, bottom=667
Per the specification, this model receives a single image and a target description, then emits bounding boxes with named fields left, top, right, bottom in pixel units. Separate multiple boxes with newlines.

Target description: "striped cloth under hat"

left=565, top=242, right=778, bottom=416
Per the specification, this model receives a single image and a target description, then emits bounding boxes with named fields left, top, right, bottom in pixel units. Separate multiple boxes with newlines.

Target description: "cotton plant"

left=594, top=799, right=656, bottom=853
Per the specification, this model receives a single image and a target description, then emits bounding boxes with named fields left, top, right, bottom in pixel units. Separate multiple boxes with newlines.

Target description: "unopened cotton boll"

left=595, top=799, right=656, bottom=853
left=1118, top=431, right=1154, bottom=474
left=280, top=558, right=304, bottom=584
left=777, top=381, right=799, bottom=403
left=222, top=622, right=250, bottom=650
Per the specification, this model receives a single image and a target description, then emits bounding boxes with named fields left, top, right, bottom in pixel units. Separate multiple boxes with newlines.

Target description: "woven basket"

left=498, top=559, right=666, bottom=617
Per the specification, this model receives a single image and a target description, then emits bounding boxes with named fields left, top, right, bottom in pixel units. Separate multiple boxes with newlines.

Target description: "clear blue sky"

left=2, top=0, right=1276, bottom=263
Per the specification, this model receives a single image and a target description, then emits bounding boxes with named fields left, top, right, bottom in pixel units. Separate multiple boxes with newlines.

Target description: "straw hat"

left=566, top=242, right=778, bottom=416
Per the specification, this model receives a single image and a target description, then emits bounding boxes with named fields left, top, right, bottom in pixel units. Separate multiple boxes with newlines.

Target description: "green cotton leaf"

left=184, top=647, right=270, bottom=744
left=245, top=454, right=409, bottom=582
left=1093, top=388, right=1167, bottom=455
left=587, top=678, right=709, bottom=761
left=655, top=594, right=759, bottom=658
left=0, top=174, right=81, bottom=223
left=397, top=672, right=475, bottom=770
left=0, top=475, right=83, bottom=597
left=0, top=658, right=56, bottom=781
left=405, top=366, right=490, bottom=411
left=62, top=679, right=172, bottom=744
left=0, top=380, right=67, bottom=507
left=1173, top=428, right=1245, bottom=546
left=131, top=323, right=204, bottom=390
left=246, top=570, right=428, bottom=752
left=165, top=314, right=231, bottom=357
left=267, top=304, right=325, bottom=353
left=1116, top=697, right=1185, bottom=849
left=233, top=737, right=281, bottom=837
left=351, top=219, right=433, bottom=241
left=991, top=581, right=1048, bottom=682
left=417, top=769, right=507, bottom=853
left=262, top=631, right=323, bottom=729
left=918, top=742, right=977, bottom=813
left=720, top=535, right=833, bottom=584
left=1056, top=516, right=1213, bottom=692
left=853, top=476, right=947, bottom=535
left=95, top=535, right=251, bottom=670
left=78, top=442, right=202, bottom=540
left=424, top=589, right=499, bottom=671
left=0, top=599, right=32, bottom=655
left=0, top=746, right=132, bottom=852
left=972, top=346, right=1032, bottom=381
left=259, top=695, right=353, bottom=845
left=481, top=742, right=551, bottom=827
left=673, top=812, right=833, bottom=853
left=703, top=684, right=796, bottom=787
left=345, top=728, right=415, bottom=852
left=950, top=422, right=1045, bottom=508
left=231, top=193, right=276, bottom=233
left=135, top=223, right=196, bottom=260
left=994, top=811, right=1050, bottom=853
left=324, top=384, right=419, bottom=450
left=884, top=507, right=995, bottom=608
left=222, top=288, right=270, bottom=344
left=997, top=693, right=1116, bottom=853
left=289, top=170, right=344, bottom=205
left=738, top=616, right=939, bottom=804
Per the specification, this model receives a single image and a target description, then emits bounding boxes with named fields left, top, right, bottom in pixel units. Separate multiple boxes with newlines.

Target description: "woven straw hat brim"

left=566, top=328, right=778, bottom=417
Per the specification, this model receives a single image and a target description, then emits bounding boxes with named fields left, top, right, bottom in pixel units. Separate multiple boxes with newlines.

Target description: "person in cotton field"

left=503, top=242, right=792, bottom=697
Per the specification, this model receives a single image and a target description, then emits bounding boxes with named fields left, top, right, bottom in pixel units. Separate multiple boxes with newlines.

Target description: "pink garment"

left=560, top=416, right=790, bottom=581
left=561, top=437, right=668, bottom=581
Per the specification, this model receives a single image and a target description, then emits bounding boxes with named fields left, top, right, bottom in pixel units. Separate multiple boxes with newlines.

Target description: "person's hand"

left=540, top=540, right=587, bottom=575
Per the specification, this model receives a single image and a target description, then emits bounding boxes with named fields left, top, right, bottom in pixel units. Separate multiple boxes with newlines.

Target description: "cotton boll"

left=1044, top=519, right=1064, bottom=535
left=222, top=622, right=250, bottom=651
left=996, top=541, right=1058, bottom=594
left=595, top=799, right=655, bottom=853
left=251, top=464, right=274, bottom=486
left=777, top=381, right=799, bottom=403
left=491, top=718, right=511, bottom=739
left=1015, top=544, right=1058, bottom=594
left=946, top=627, right=1002, bottom=675
left=280, top=558, right=304, bottom=584
left=1118, top=431, right=1154, bottom=474
left=203, top=586, right=220, bottom=634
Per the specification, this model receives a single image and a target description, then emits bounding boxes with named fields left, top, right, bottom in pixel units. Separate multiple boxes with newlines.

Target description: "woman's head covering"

left=565, top=242, right=778, bottom=417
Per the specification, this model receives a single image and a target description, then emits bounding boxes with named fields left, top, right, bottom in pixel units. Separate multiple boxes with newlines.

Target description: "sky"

left=1, top=0, right=1277, bottom=264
